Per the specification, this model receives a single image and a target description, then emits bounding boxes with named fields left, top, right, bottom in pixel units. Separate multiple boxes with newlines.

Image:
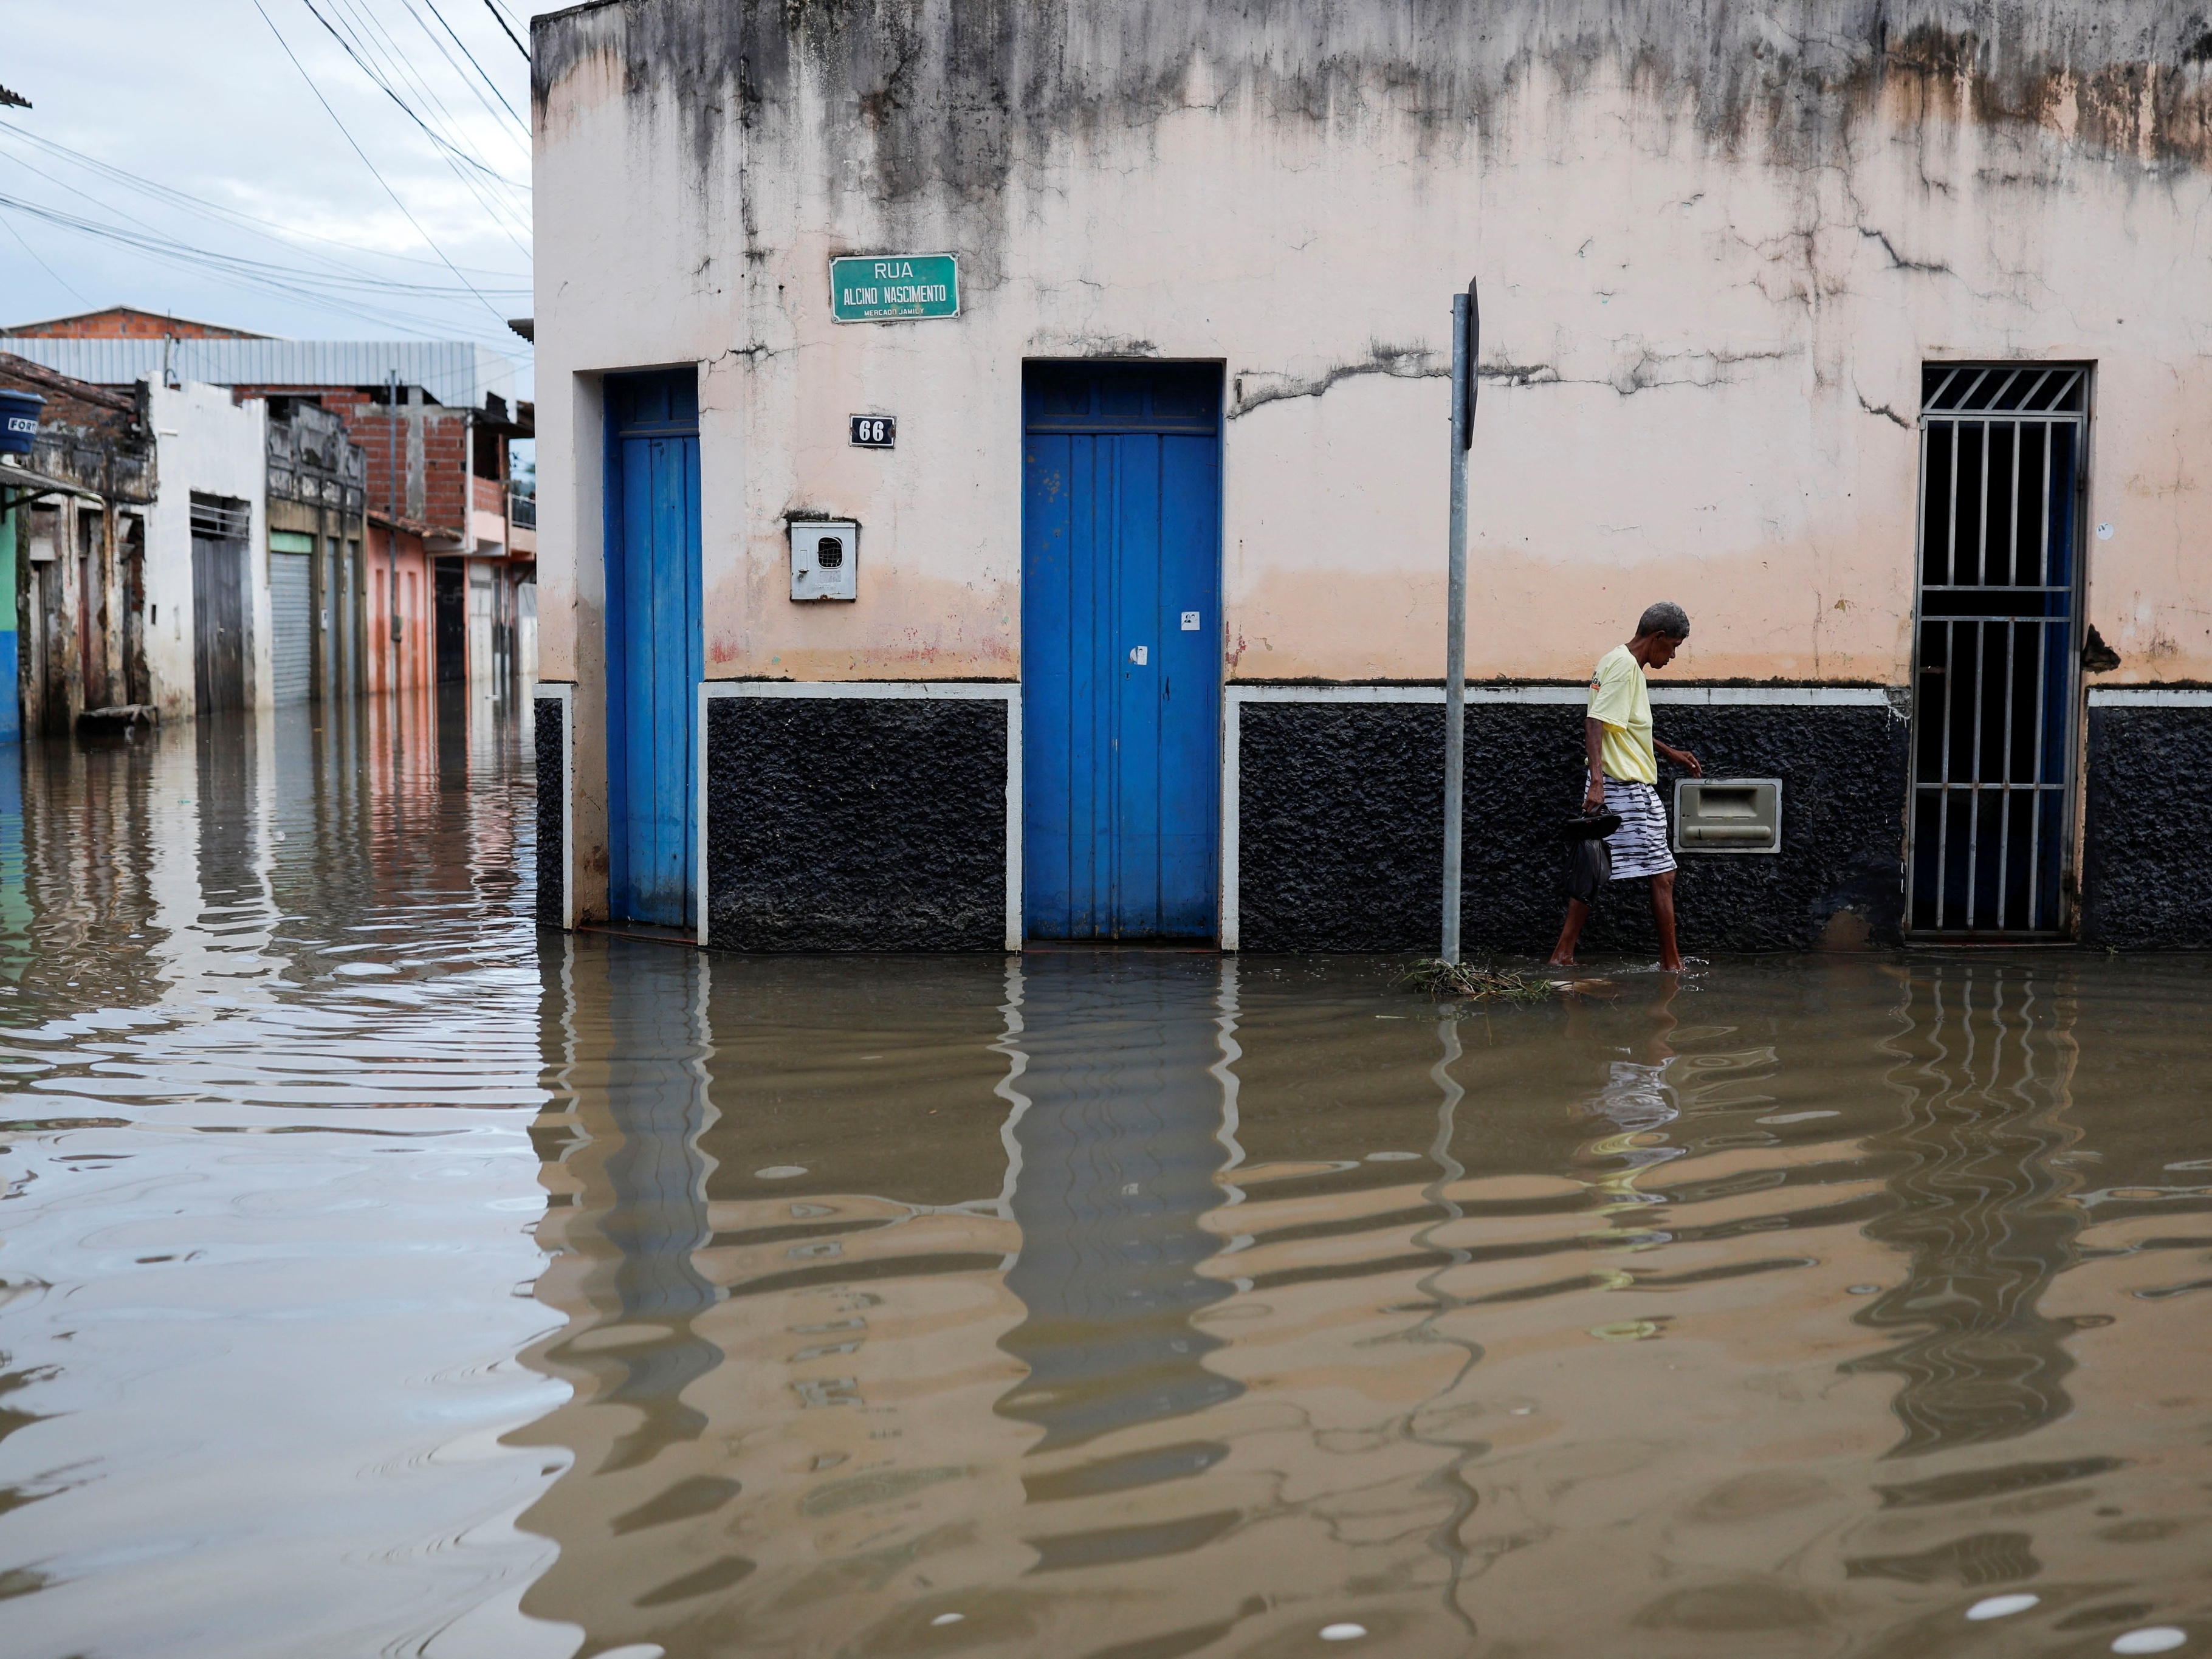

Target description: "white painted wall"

left=534, top=25, right=2212, bottom=693
left=144, top=382, right=268, bottom=720
left=531, top=4, right=2212, bottom=916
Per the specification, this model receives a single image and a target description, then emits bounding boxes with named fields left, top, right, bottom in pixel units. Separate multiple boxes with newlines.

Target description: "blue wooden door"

left=1023, top=363, right=1221, bottom=939
left=605, top=371, right=702, bottom=927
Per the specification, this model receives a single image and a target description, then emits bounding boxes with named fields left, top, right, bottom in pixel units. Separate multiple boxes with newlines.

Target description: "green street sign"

left=830, top=253, right=960, bottom=323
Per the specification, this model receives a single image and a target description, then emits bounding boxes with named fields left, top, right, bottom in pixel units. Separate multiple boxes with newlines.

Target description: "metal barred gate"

left=1907, top=364, right=2087, bottom=938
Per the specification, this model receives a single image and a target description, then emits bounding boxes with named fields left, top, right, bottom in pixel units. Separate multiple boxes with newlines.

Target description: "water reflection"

left=0, top=688, right=555, bottom=1659
left=996, top=955, right=1243, bottom=1451
left=1845, top=967, right=2090, bottom=1456
left=0, top=699, right=2209, bottom=1657
left=514, top=953, right=2212, bottom=1658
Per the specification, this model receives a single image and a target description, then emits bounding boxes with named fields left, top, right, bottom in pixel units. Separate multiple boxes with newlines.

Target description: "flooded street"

left=0, top=695, right=2209, bottom=1659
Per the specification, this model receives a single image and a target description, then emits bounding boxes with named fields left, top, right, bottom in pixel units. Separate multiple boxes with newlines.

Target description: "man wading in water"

left=1548, top=603, right=1702, bottom=972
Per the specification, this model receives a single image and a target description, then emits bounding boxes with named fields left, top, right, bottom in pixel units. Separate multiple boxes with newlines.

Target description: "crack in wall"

left=1230, top=341, right=1796, bottom=416
left=1231, top=343, right=1443, bottom=417
left=1859, top=225, right=1952, bottom=275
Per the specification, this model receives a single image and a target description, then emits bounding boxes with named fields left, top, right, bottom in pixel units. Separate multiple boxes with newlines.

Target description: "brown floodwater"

left=0, top=692, right=2209, bottom=1659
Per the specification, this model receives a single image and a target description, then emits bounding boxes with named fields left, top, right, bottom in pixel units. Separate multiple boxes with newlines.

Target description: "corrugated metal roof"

left=0, top=338, right=520, bottom=409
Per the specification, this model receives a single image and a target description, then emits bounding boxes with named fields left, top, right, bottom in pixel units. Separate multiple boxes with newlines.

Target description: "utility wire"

left=0, top=205, right=90, bottom=306
left=0, top=120, right=523, bottom=279
left=334, top=0, right=526, bottom=164
left=0, top=188, right=526, bottom=301
left=309, top=0, right=533, bottom=252
left=251, top=0, right=510, bottom=326
left=480, top=0, right=528, bottom=60
left=300, top=0, right=528, bottom=190
left=411, top=0, right=526, bottom=134
left=0, top=192, right=525, bottom=345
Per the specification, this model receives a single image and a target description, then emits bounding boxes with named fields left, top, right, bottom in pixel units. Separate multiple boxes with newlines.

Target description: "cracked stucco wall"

left=529, top=0, right=2212, bottom=702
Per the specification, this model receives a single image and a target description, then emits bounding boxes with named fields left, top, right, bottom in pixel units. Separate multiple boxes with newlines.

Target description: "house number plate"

left=849, top=415, right=896, bottom=448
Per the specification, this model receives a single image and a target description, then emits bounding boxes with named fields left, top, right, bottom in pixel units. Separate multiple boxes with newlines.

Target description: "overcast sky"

left=1, top=0, right=557, bottom=388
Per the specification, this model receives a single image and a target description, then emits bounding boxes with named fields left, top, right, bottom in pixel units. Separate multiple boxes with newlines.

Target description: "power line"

left=479, top=0, right=528, bottom=60
left=0, top=205, right=89, bottom=306
left=306, top=0, right=534, bottom=254
left=329, top=0, right=527, bottom=170
left=0, top=191, right=526, bottom=346
left=410, top=0, right=526, bottom=134
left=299, top=0, right=529, bottom=191
left=0, top=189, right=526, bottom=301
left=0, top=120, right=524, bottom=280
left=250, top=0, right=510, bottom=326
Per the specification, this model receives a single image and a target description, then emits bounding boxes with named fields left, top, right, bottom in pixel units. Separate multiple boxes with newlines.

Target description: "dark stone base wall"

left=2081, top=705, right=2212, bottom=949
left=1238, top=698, right=1910, bottom=957
left=706, top=695, right=1008, bottom=950
left=534, top=692, right=564, bottom=929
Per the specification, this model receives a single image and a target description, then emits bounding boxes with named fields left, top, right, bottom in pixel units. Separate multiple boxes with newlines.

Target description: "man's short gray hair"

left=1637, top=602, right=1691, bottom=641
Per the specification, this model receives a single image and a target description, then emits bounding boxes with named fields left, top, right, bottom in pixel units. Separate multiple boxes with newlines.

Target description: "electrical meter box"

left=790, top=520, right=859, bottom=602
left=1674, top=778, right=1782, bottom=854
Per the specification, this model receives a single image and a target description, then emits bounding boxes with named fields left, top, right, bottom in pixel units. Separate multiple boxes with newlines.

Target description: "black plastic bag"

left=1559, top=810, right=1615, bottom=906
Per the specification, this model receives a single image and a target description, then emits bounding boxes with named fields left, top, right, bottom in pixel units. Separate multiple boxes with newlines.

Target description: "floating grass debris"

left=1398, top=958, right=1556, bottom=1002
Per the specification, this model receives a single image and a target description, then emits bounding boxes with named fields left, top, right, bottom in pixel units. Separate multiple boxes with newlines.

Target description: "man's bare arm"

left=1583, top=718, right=1607, bottom=809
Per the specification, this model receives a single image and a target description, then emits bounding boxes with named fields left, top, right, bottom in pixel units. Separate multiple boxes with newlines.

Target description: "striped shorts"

left=1604, top=779, right=1675, bottom=879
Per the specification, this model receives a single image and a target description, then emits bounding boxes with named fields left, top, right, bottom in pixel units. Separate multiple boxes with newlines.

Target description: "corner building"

left=530, top=0, right=2212, bottom=953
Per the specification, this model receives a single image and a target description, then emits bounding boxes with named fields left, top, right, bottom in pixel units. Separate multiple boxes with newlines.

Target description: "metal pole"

left=1440, top=280, right=1477, bottom=963
left=386, top=369, right=402, bottom=655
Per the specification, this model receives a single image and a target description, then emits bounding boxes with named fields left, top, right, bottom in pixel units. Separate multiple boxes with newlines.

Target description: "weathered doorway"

left=191, top=492, right=250, bottom=718
left=269, top=532, right=313, bottom=706
left=1907, top=364, right=2087, bottom=937
left=1021, top=362, right=1222, bottom=940
left=434, top=557, right=467, bottom=684
left=603, top=369, right=702, bottom=929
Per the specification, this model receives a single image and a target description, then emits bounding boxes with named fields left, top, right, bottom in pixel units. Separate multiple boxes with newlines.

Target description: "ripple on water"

left=0, top=709, right=2209, bottom=1658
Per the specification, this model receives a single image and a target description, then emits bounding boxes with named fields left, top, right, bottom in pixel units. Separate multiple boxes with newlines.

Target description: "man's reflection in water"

left=1845, top=963, right=2090, bottom=1455
left=995, top=953, right=1242, bottom=1452
left=1568, top=978, right=1688, bottom=1257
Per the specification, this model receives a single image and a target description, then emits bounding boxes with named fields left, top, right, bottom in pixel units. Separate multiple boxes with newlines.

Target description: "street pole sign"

left=1440, top=278, right=1479, bottom=964
left=830, top=254, right=960, bottom=323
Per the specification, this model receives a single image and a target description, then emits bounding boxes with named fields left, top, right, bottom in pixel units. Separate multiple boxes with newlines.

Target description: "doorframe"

left=600, top=365, right=703, bottom=929
left=1901, top=362, right=2093, bottom=940
left=1017, top=359, right=1229, bottom=943
left=698, top=681, right=1023, bottom=950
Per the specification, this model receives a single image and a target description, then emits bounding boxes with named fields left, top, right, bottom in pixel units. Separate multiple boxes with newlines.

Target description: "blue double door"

left=605, top=371, right=702, bottom=928
left=1023, top=363, right=1223, bottom=939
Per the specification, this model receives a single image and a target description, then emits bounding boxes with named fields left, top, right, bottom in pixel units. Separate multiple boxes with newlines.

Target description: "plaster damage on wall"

left=529, top=1, right=2212, bottom=943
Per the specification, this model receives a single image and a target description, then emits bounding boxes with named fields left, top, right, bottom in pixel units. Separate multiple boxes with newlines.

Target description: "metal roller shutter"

left=270, top=550, right=312, bottom=706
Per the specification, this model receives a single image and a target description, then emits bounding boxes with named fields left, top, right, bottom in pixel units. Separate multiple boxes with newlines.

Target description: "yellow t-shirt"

left=1588, top=644, right=1656, bottom=784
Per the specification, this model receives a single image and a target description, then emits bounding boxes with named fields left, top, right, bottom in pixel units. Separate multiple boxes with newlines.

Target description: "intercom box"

left=1673, top=778, right=1783, bottom=854
left=790, top=520, right=859, bottom=602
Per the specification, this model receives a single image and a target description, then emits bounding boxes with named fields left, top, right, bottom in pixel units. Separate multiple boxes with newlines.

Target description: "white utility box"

left=790, top=519, right=859, bottom=602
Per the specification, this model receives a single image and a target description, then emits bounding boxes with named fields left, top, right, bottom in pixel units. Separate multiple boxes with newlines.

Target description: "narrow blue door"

left=605, top=371, right=702, bottom=928
left=1023, top=363, right=1221, bottom=939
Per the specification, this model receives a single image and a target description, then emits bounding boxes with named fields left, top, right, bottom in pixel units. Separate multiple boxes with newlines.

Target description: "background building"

left=1, top=317, right=535, bottom=717
left=0, top=352, right=156, bottom=737
left=528, top=0, right=2212, bottom=954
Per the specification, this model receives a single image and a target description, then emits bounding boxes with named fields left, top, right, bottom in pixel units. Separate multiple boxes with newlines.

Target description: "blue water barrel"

left=0, top=388, right=43, bottom=455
